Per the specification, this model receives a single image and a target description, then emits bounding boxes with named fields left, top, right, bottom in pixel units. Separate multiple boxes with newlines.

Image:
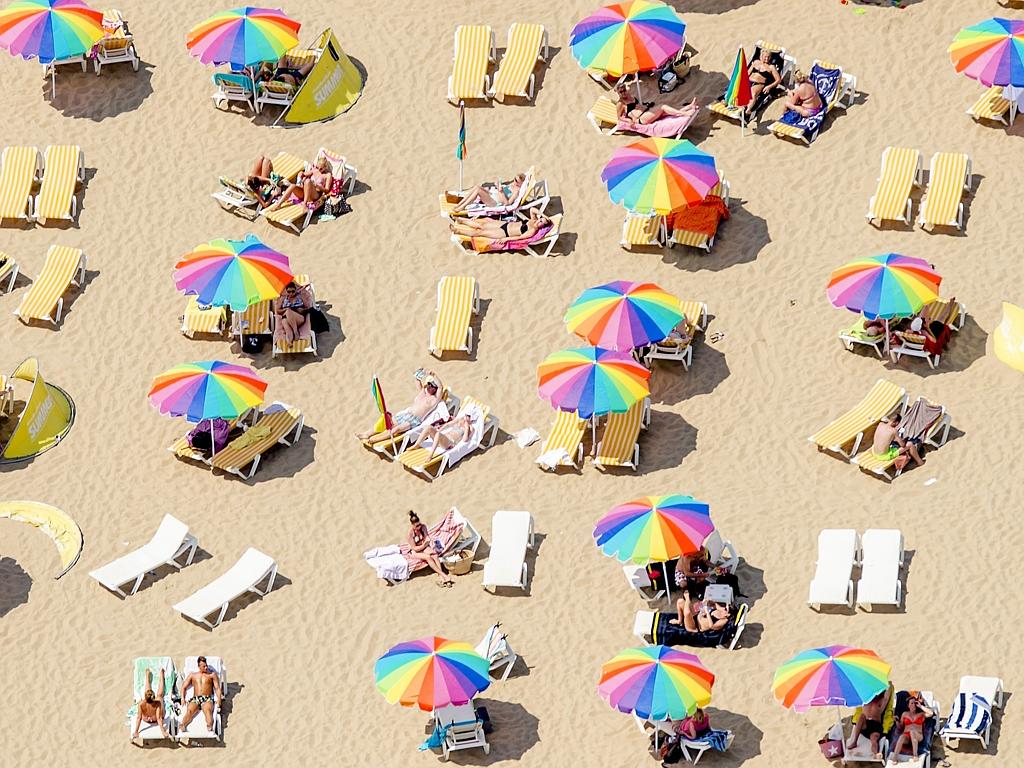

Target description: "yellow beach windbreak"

left=284, top=29, right=363, bottom=124
left=1, top=358, right=74, bottom=462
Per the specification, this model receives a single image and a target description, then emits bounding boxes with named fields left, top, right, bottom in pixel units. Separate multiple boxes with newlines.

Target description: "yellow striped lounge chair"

left=94, top=10, right=138, bottom=74
left=212, top=151, right=305, bottom=219
left=34, top=145, right=84, bottom=224
left=264, top=148, right=355, bottom=233
left=678, top=300, right=708, bottom=333
left=210, top=402, right=304, bottom=479
left=167, top=410, right=256, bottom=464
left=0, top=146, right=42, bottom=224
left=450, top=213, right=562, bottom=258
left=708, top=41, right=795, bottom=128
left=920, top=297, right=965, bottom=333
left=853, top=400, right=950, bottom=481
left=865, top=147, right=922, bottom=226
left=181, top=296, right=227, bottom=338
left=594, top=398, right=649, bottom=471
left=535, top=410, right=587, bottom=470
left=0, top=250, right=20, bottom=293
left=967, top=85, right=1011, bottom=126
left=918, top=152, right=972, bottom=231
left=621, top=213, right=666, bottom=249
left=586, top=95, right=620, bottom=134
left=807, top=378, right=907, bottom=459
left=490, top=23, right=548, bottom=102
left=272, top=274, right=318, bottom=356
left=769, top=60, right=856, bottom=145
left=364, top=389, right=461, bottom=460
left=667, top=177, right=731, bottom=251
left=428, top=276, right=479, bottom=357
left=448, top=25, right=496, bottom=104
left=439, top=167, right=549, bottom=219
left=254, top=49, right=315, bottom=121
left=231, top=299, right=271, bottom=346
left=14, top=245, right=86, bottom=326
left=397, top=396, right=498, bottom=480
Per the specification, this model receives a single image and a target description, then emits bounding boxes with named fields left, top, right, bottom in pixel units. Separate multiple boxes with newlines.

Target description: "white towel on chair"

left=364, top=545, right=409, bottom=582
left=536, top=448, right=569, bottom=469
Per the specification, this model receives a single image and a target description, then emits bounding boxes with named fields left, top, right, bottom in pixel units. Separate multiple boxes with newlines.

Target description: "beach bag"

left=818, top=734, right=843, bottom=760
left=475, top=706, right=493, bottom=734
left=188, top=418, right=231, bottom=454
left=658, top=70, right=679, bottom=93
left=309, top=306, right=329, bottom=334
left=242, top=335, right=264, bottom=354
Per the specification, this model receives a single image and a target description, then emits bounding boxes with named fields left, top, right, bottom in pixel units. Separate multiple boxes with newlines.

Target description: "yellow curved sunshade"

left=994, top=302, right=1024, bottom=374
left=0, top=500, right=83, bottom=579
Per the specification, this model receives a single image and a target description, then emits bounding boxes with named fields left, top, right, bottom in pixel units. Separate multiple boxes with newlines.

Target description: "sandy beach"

left=2, top=0, right=1023, bottom=765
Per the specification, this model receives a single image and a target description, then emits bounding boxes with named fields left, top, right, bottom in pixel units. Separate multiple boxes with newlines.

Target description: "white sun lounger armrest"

left=172, top=548, right=277, bottom=629
left=89, top=514, right=196, bottom=597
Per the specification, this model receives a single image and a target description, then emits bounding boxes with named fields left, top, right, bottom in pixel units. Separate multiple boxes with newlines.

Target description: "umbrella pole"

left=635, top=73, right=642, bottom=104
left=209, top=417, right=216, bottom=461
left=884, top=317, right=890, bottom=357
left=51, top=65, right=56, bottom=99
left=664, top=563, right=672, bottom=605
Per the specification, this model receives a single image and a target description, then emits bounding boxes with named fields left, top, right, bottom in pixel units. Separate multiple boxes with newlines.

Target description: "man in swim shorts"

left=848, top=686, right=892, bottom=759
left=355, top=371, right=445, bottom=445
left=180, top=656, right=222, bottom=733
left=871, top=413, right=924, bottom=467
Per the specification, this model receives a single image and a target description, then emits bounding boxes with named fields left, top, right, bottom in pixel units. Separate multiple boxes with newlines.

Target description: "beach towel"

left=925, top=324, right=952, bottom=356
left=841, top=319, right=884, bottom=342
left=225, top=423, right=271, bottom=450
left=650, top=610, right=738, bottom=648
left=778, top=64, right=841, bottom=142
left=941, top=693, right=991, bottom=736
left=419, top=720, right=451, bottom=751
left=363, top=545, right=410, bottom=583
left=694, top=729, right=731, bottom=752
left=667, top=195, right=729, bottom=237
left=365, top=509, right=464, bottom=582
left=616, top=109, right=698, bottom=138
left=471, top=224, right=552, bottom=253
left=898, top=398, right=943, bottom=442
left=126, top=657, right=176, bottom=724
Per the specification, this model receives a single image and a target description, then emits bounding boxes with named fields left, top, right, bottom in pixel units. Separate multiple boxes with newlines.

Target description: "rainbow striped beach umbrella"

left=565, top=280, right=684, bottom=351
left=827, top=253, right=941, bottom=321
left=0, top=0, right=104, bottom=96
left=772, top=646, right=891, bottom=712
left=594, top=495, right=713, bottom=565
left=950, top=18, right=1024, bottom=87
left=599, top=645, right=714, bottom=722
left=537, top=346, right=650, bottom=419
left=374, top=636, right=491, bottom=712
left=174, top=234, right=292, bottom=312
left=147, top=360, right=267, bottom=423
left=602, top=138, right=718, bottom=215
left=570, top=0, right=685, bottom=78
left=186, top=6, right=300, bottom=68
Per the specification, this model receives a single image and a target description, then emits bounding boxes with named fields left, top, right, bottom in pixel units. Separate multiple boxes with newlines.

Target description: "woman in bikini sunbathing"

left=888, top=694, right=933, bottom=763
left=783, top=70, right=823, bottom=117
left=614, top=83, right=700, bottom=126
left=746, top=48, right=782, bottom=117
left=411, top=414, right=474, bottom=460
left=449, top=208, right=550, bottom=247
left=669, top=589, right=732, bottom=631
left=269, top=155, right=333, bottom=212
left=452, top=173, right=527, bottom=213
left=132, top=668, right=170, bottom=740
left=407, top=510, right=453, bottom=587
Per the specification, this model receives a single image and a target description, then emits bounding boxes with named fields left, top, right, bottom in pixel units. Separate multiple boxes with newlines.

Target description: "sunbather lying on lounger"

left=452, top=173, right=526, bottom=213
left=246, top=155, right=285, bottom=208
left=747, top=49, right=783, bottom=117
left=669, top=589, right=732, bottom=630
left=614, top=83, right=700, bottom=126
left=269, top=155, right=332, bottom=212
left=889, top=693, right=933, bottom=763
left=180, top=656, right=221, bottom=733
left=411, top=414, right=473, bottom=460
left=355, top=372, right=444, bottom=444
left=132, top=669, right=170, bottom=740
left=872, top=413, right=924, bottom=468
left=257, top=55, right=314, bottom=87
left=848, top=686, right=892, bottom=759
left=407, top=510, right=453, bottom=587
left=274, top=281, right=310, bottom=342
left=449, top=208, right=550, bottom=246
left=783, top=70, right=823, bottom=117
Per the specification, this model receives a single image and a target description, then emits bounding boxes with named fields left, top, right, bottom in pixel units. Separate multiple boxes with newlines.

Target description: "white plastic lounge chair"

left=397, top=396, right=499, bottom=480
left=704, top=529, right=740, bottom=573
left=808, top=379, right=907, bottom=459
left=438, top=167, right=550, bottom=220
left=89, top=514, right=197, bottom=597
left=622, top=564, right=666, bottom=603
left=632, top=605, right=750, bottom=651
left=0, top=251, right=19, bottom=294
left=172, top=548, right=277, bottom=629
left=967, top=85, right=1010, bottom=126
left=808, top=529, right=860, bottom=609
left=211, top=72, right=256, bottom=112
left=176, top=656, right=226, bottom=743
left=941, top=676, right=1004, bottom=751
left=838, top=318, right=886, bottom=358
left=889, top=331, right=940, bottom=369
left=476, top=622, right=518, bottom=682
left=94, top=10, right=139, bottom=75
left=482, top=510, right=534, bottom=592
left=856, top=529, right=904, bottom=609
left=129, top=657, right=177, bottom=744
left=681, top=728, right=735, bottom=764
left=434, top=702, right=490, bottom=760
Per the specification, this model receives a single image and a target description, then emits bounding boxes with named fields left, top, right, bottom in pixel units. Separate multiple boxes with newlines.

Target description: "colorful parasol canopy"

left=994, top=301, right=1024, bottom=373
left=374, top=636, right=491, bottom=712
left=174, top=234, right=292, bottom=312
left=724, top=46, right=752, bottom=108
left=594, top=494, right=713, bottom=564
left=148, top=360, right=267, bottom=423
left=772, top=646, right=891, bottom=712
left=949, top=17, right=1024, bottom=87
left=565, top=280, right=684, bottom=351
left=0, top=0, right=103, bottom=63
left=570, top=0, right=685, bottom=78
left=186, top=6, right=300, bottom=68
left=537, top=346, right=650, bottom=419
left=370, top=375, right=392, bottom=432
left=599, top=645, right=714, bottom=721
left=827, top=253, right=941, bottom=321
left=602, top=138, right=718, bottom=215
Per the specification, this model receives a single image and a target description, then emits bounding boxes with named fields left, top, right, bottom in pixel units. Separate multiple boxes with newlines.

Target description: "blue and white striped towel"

left=687, top=729, right=731, bottom=752
left=942, top=692, right=991, bottom=734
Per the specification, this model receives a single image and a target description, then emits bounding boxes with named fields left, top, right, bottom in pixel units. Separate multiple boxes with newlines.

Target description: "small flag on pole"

left=456, top=102, right=467, bottom=161
left=724, top=47, right=752, bottom=110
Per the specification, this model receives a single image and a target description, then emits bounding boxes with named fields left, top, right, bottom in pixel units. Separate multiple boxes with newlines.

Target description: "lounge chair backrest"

left=810, top=378, right=904, bottom=450
left=261, top=80, right=296, bottom=96
left=434, top=275, right=476, bottom=350
left=18, top=245, right=82, bottom=321
left=751, top=43, right=785, bottom=76
left=234, top=300, right=271, bottom=334
left=492, top=23, right=544, bottom=98
left=452, top=25, right=493, bottom=98
left=313, top=147, right=349, bottom=186
left=38, top=145, right=82, bottom=220
left=921, top=152, right=969, bottom=226
left=281, top=48, right=317, bottom=69
left=0, top=146, right=40, bottom=219
left=213, top=73, right=254, bottom=93
left=599, top=399, right=645, bottom=460
left=898, top=397, right=943, bottom=441
left=270, top=151, right=306, bottom=183
left=809, top=63, right=842, bottom=107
